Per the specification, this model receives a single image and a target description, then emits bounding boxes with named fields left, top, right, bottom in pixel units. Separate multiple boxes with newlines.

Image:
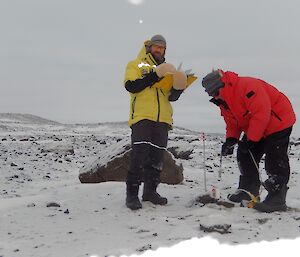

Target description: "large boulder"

left=79, top=137, right=184, bottom=185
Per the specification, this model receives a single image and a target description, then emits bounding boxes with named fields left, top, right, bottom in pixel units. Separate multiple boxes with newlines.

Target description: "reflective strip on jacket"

left=124, top=41, right=173, bottom=127
left=219, top=71, right=296, bottom=141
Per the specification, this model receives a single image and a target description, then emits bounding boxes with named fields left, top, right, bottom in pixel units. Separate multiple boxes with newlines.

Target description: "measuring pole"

left=201, top=132, right=207, bottom=192
left=248, top=149, right=263, bottom=195
left=218, top=152, right=222, bottom=179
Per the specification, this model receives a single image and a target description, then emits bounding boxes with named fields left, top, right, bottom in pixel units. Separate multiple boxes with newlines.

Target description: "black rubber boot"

left=228, top=176, right=260, bottom=203
left=126, top=183, right=142, bottom=210
left=142, top=180, right=167, bottom=205
left=253, top=185, right=288, bottom=213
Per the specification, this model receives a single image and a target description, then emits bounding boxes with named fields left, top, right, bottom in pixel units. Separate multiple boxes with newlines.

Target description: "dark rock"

left=168, top=146, right=193, bottom=160
left=79, top=138, right=183, bottom=185
left=46, top=202, right=61, bottom=208
left=200, top=224, right=231, bottom=234
left=137, top=244, right=152, bottom=252
left=185, top=179, right=194, bottom=183
left=174, top=136, right=184, bottom=140
left=195, top=194, right=217, bottom=204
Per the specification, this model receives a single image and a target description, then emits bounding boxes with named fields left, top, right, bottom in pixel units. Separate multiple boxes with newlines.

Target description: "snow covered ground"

left=0, top=113, right=300, bottom=257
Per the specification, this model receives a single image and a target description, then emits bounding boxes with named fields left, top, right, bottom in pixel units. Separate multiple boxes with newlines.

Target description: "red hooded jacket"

left=217, top=71, right=296, bottom=142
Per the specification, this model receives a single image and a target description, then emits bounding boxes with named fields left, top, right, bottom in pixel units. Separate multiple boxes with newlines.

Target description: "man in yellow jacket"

left=124, top=35, right=187, bottom=210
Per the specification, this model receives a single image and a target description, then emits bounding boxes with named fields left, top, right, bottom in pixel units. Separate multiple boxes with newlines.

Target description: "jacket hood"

left=221, top=71, right=239, bottom=87
left=136, top=40, right=158, bottom=65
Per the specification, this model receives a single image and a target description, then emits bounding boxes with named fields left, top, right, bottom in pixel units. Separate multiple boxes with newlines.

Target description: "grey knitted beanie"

left=202, top=70, right=225, bottom=97
left=150, top=34, right=166, bottom=48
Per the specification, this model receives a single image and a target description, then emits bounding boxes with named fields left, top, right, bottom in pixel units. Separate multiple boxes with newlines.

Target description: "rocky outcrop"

left=79, top=138, right=184, bottom=185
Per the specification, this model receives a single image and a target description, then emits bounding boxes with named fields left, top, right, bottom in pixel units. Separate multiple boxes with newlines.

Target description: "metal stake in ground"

left=248, top=149, right=262, bottom=183
left=243, top=149, right=262, bottom=208
left=201, top=132, right=207, bottom=192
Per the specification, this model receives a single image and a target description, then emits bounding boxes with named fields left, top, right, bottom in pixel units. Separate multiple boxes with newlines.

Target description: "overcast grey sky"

left=0, top=0, right=299, bottom=135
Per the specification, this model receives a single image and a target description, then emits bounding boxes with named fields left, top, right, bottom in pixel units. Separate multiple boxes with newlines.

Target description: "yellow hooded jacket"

left=124, top=41, right=173, bottom=127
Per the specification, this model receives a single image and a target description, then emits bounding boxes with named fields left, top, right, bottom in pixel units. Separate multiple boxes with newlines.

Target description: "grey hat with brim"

left=202, top=70, right=225, bottom=97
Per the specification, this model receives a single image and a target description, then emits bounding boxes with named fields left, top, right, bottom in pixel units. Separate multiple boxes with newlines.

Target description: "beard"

left=151, top=52, right=165, bottom=65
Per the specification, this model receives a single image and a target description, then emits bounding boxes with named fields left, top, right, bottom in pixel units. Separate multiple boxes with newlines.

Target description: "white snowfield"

left=0, top=114, right=300, bottom=257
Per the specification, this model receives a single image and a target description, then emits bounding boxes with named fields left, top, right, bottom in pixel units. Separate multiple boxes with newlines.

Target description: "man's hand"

left=221, top=137, right=238, bottom=156
left=238, top=140, right=256, bottom=154
left=155, top=63, right=176, bottom=78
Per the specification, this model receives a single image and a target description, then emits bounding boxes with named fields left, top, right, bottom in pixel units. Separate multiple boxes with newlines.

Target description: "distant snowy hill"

left=0, top=113, right=60, bottom=125
left=0, top=113, right=300, bottom=257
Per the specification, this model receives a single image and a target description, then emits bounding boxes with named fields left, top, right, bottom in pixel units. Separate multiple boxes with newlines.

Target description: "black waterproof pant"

left=237, top=127, right=293, bottom=186
left=126, top=119, right=169, bottom=185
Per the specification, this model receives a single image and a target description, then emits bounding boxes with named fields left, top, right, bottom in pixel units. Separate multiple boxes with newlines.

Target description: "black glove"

left=238, top=140, right=256, bottom=154
left=168, top=88, right=184, bottom=102
left=221, top=137, right=238, bottom=156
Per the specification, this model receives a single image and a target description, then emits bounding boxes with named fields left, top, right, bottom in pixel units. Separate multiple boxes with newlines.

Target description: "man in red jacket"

left=202, top=70, right=296, bottom=212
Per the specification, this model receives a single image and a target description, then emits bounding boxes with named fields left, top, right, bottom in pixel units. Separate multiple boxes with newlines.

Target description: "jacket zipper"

left=148, top=54, right=157, bottom=66
left=131, top=96, right=136, bottom=119
left=271, top=110, right=282, bottom=121
left=156, top=89, right=160, bottom=121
